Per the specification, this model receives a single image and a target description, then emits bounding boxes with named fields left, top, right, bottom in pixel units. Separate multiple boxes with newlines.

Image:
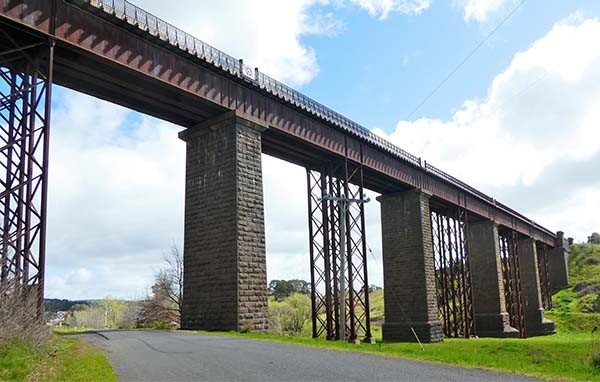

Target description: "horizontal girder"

left=0, top=0, right=556, bottom=246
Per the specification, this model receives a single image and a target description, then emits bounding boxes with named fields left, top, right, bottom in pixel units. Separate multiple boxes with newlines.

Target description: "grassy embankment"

left=195, top=244, right=600, bottom=381
left=199, top=330, right=597, bottom=382
left=546, top=243, right=600, bottom=332
left=0, top=335, right=115, bottom=382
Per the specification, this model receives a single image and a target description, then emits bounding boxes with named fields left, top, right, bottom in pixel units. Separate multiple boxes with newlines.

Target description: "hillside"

left=367, top=244, right=600, bottom=334
left=546, top=243, right=600, bottom=332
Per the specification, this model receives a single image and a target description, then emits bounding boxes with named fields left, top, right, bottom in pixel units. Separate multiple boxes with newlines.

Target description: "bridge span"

left=0, top=0, right=570, bottom=342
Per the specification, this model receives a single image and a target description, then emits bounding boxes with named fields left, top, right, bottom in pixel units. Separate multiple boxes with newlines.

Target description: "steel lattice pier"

left=536, top=242, right=553, bottom=310
left=431, top=207, right=475, bottom=338
left=498, top=228, right=525, bottom=338
left=306, top=152, right=372, bottom=341
left=0, top=33, right=53, bottom=315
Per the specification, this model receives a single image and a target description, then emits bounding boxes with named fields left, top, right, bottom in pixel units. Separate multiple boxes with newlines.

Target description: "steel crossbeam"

left=306, top=147, right=371, bottom=342
left=0, top=35, right=53, bottom=316
left=498, top=228, right=525, bottom=338
left=430, top=207, right=475, bottom=338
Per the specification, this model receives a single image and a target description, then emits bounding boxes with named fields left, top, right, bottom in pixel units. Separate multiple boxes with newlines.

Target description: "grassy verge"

left=0, top=335, right=115, bottom=382
left=194, top=330, right=599, bottom=381
left=51, top=327, right=93, bottom=336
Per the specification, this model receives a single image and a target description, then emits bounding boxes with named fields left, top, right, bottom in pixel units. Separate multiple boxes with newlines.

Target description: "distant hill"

left=44, top=298, right=94, bottom=313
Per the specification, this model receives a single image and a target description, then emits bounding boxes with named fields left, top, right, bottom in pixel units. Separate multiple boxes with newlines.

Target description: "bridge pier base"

left=549, top=231, right=570, bottom=293
left=179, top=111, right=268, bottom=333
left=517, top=238, right=555, bottom=336
left=467, top=221, right=519, bottom=338
left=378, top=189, right=443, bottom=343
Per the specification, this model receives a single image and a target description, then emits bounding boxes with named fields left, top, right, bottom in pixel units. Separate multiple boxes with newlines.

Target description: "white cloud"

left=349, top=0, right=431, bottom=19
left=44, top=91, right=385, bottom=299
left=45, top=88, right=186, bottom=299
left=135, top=0, right=428, bottom=86
left=455, top=0, right=514, bottom=24
left=135, top=0, right=338, bottom=86
left=43, top=0, right=433, bottom=299
left=375, top=16, right=600, bottom=240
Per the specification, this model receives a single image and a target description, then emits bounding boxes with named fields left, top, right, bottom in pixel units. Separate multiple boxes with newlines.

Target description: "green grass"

left=0, top=339, right=39, bottom=381
left=542, top=243, right=600, bottom=333
left=51, top=327, right=92, bottom=336
left=0, top=335, right=115, bottom=382
left=570, top=244, right=600, bottom=285
left=193, top=330, right=600, bottom=381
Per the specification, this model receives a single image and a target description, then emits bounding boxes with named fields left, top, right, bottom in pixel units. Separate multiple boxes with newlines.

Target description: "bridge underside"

left=0, top=0, right=569, bottom=342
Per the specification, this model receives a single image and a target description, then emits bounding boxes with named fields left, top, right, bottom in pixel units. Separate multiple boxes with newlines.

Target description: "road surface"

left=78, top=330, right=539, bottom=382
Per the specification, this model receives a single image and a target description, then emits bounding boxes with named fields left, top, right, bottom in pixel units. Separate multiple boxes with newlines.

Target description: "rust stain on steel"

left=0, top=0, right=556, bottom=246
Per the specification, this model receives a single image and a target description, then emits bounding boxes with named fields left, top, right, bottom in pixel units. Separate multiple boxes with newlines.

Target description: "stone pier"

left=549, top=231, right=570, bottom=293
left=517, top=237, right=555, bottom=336
left=179, top=111, right=268, bottom=332
left=378, top=189, right=442, bottom=343
left=467, top=221, right=519, bottom=338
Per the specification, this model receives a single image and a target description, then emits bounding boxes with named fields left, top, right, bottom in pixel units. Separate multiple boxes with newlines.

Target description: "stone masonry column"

left=378, top=189, right=442, bottom=343
left=179, top=111, right=268, bottom=332
left=549, top=231, right=570, bottom=293
left=517, top=238, right=555, bottom=336
left=468, top=221, right=519, bottom=337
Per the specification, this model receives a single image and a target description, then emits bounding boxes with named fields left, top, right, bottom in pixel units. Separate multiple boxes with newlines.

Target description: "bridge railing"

left=80, top=0, right=552, bottom=236
left=85, top=0, right=422, bottom=167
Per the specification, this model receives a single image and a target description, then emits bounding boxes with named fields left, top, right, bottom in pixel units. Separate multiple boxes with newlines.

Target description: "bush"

left=0, top=281, right=48, bottom=345
left=268, top=293, right=311, bottom=336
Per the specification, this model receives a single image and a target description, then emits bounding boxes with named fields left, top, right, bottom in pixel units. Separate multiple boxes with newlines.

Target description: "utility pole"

left=320, top=193, right=370, bottom=341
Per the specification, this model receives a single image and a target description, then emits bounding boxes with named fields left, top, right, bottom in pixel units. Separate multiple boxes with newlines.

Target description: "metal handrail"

left=84, top=0, right=421, bottom=166
left=78, top=0, right=554, bottom=236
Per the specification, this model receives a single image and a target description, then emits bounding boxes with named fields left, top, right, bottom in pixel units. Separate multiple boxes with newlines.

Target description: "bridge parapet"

left=69, top=0, right=556, bottom=245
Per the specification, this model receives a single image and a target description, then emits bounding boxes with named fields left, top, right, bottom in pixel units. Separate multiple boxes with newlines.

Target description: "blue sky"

left=300, top=1, right=600, bottom=125
left=36, top=0, right=600, bottom=299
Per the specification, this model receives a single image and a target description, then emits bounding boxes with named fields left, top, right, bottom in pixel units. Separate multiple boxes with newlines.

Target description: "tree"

left=589, top=233, right=600, bottom=244
left=269, top=279, right=310, bottom=301
left=268, top=293, right=311, bottom=335
left=138, top=245, right=183, bottom=328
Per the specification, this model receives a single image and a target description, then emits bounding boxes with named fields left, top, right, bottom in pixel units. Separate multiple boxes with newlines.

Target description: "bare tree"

left=0, top=280, right=48, bottom=344
left=158, top=245, right=183, bottom=320
left=138, top=245, right=183, bottom=327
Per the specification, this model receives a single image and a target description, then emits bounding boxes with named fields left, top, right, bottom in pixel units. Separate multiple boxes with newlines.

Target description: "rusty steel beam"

left=536, top=242, right=553, bottom=311
left=431, top=207, right=475, bottom=339
left=498, top=228, right=525, bottom=338
left=0, top=36, right=53, bottom=316
left=306, top=153, right=372, bottom=342
left=0, top=0, right=556, bottom=246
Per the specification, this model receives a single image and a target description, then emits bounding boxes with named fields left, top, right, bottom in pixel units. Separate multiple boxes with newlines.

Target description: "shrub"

left=268, top=293, right=311, bottom=336
left=0, top=281, right=48, bottom=345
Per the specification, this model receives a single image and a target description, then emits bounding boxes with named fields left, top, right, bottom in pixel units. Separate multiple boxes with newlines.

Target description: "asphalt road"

left=78, top=330, right=540, bottom=382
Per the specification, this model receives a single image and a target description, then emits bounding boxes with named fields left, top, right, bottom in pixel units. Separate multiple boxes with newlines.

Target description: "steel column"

left=536, top=242, right=553, bottom=310
left=430, top=207, right=475, bottom=338
left=498, top=228, right=525, bottom=338
left=0, top=39, right=53, bottom=316
left=306, top=155, right=371, bottom=341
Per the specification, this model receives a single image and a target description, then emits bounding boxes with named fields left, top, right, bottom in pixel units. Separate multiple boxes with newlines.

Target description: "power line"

left=405, top=0, right=527, bottom=120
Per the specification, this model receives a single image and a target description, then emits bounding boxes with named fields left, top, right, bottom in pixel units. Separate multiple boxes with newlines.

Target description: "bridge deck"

left=0, top=0, right=556, bottom=245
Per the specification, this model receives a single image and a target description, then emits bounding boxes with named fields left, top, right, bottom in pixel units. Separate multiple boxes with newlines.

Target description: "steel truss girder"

left=498, top=228, right=526, bottom=338
left=306, top=148, right=372, bottom=342
left=536, top=242, right=553, bottom=310
left=0, top=38, right=53, bottom=316
left=430, top=207, right=475, bottom=338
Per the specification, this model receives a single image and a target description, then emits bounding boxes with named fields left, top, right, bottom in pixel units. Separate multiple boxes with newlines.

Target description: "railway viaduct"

left=0, top=0, right=571, bottom=342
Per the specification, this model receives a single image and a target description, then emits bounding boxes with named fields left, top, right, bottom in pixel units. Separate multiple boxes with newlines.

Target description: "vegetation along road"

left=78, top=330, right=539, bottom=382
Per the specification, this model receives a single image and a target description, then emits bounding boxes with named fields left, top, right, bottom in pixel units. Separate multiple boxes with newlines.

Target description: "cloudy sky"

left=44, top=0, right=600, bottom=299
